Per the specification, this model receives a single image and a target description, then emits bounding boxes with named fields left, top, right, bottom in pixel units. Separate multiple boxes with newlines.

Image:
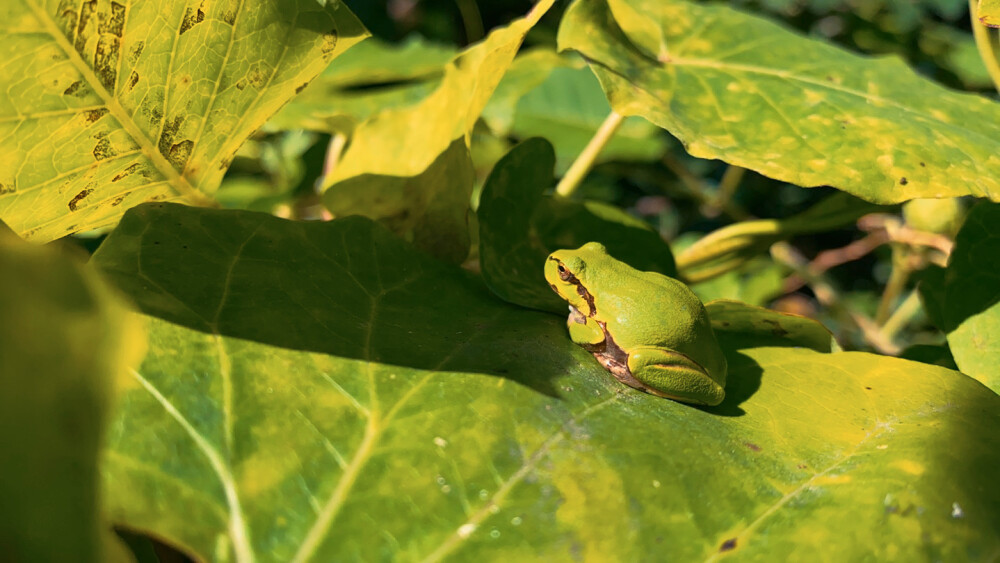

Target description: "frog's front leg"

left=566, top=306, right=605, bottom=347
left=626, top=346, right=725, bottom=406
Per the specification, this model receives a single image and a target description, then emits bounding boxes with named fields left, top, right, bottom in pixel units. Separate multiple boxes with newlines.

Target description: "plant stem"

left=970, top=0, right=1000, bottom=92
left=555, top=111, right=625, bottom=198
left=713, top=165, right=746, bottom=213
left=455, top=0, right=484, bottom=44
left=879, top=289, right=923, bottom=347
left=322, top=133, right=348, bottom=183
left=661, top=156, right=752, bottom=221
left=876, top=244, right=912, bottom=326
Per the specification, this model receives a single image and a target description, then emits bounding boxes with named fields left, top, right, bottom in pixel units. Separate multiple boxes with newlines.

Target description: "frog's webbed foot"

left=567, top=305, right=586, bottom=325
left=566, top=309, right=605, bottom=347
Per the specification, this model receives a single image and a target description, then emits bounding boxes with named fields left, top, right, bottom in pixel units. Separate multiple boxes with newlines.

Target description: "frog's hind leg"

left=626, top=346, right=725, bottom=406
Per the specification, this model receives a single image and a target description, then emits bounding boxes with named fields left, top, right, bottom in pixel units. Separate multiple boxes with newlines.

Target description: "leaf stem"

left=455, top=0, right=485, bottom=44
left=712, top=165, right=746, bottom=214
left=876, top=244, right=913, bottom=326
left=555, top=111, right=625, bottom=198
left=879, top=289, right=923, bottom=346
left=661, top=156, right=751, bottom=221
left=970, top=0, right=1000, bottom=92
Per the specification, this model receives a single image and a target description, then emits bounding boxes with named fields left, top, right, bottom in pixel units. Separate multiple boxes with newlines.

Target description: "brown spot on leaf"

left=179, top=4, right=206, bottom=35
left=235, top=78, right=248, bottom=91
left=74, top=1, right=97, bottom=56
left=112, top=163, right=142, bottom=182
left=762, top=319, right=788, bottom=337
left=63, top=80, right=84, bottom=97
left=68, top=188, right=94, bottom=211
left=93, top=137, right=117, bottom=161
left=720, top=538, right=737, bottom=552
left=110, top=194, right=128, bottom=207
left=744, top=442, right=762, bottom=452
left=222, top=10, right=236, bottom=25
left=55, top=0, right=77, bottom=37
left=167, top=140, right=194, bottom=170
left=798, top=463, right=808, bottom=469
left=99, top=2, right=126, bottom=37
left=295, top=82, right=310, bottom=94
left=899, top=177, right=908, bottom=185
left=244, top=63, right=269, bottom=90
left=919, top=162, right=926, bottom=167
left=128, top=40, right=145, bottom=65
left=94, top=35, right=120, bottom=90
left=321, top=28, right=339, bottom=59
left=0, top=183, right=14, bottom=195
left=83, top=108, right=108, bottom=123
left=158, top=115, right=184, bottom=162
left=125, top=71, right=140, bottom=92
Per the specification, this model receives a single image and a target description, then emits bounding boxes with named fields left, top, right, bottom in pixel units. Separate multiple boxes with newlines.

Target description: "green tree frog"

left=545, top=242, right=727, bottom=406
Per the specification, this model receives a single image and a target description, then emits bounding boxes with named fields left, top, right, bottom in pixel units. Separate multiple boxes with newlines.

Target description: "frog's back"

left=597, top=267, right=715, bottom=352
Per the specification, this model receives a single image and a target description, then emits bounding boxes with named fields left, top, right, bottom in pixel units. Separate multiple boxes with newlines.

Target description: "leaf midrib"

left=27, top=0, right=215, bottom=206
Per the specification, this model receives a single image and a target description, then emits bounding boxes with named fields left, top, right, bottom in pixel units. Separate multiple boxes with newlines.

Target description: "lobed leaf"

left=91, top=202, right=1000, bottom=561
left=0, top=0, right=367, bottom=241
left=558, top=0, right=1000, bottom=204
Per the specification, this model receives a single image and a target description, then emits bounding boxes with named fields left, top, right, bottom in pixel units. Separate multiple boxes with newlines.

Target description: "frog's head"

left=545, top=242, right=607, bottom=316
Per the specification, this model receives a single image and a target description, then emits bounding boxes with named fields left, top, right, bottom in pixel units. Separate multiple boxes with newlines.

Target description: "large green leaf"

left=920, top=202, right=1000, bottom=394
left=558, top=0, right=1000, bottom=204
left=478, top=138, right=676, bottom=313
left=322, top=0, right=555, bottom=262
left=92, top=203, right=1000, bottom=561
left=0, top=0, right=367, bottom=241
left=0, top=223, right=143, bottom=562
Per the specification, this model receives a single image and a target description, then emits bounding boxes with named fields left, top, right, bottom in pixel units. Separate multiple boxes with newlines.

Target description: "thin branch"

left=970, top=0, right=1000, bottom=92
left=555, top=111, right=625, bottom=198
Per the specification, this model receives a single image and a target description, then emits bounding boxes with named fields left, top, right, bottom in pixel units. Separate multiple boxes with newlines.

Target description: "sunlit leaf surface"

left=0, top=0, right=367, bottom=240
left=558, top=0, right=1000, bottom=203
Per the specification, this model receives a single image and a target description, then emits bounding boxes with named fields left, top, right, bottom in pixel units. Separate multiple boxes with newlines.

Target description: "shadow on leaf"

left=92, top=203, right=572, bottom=397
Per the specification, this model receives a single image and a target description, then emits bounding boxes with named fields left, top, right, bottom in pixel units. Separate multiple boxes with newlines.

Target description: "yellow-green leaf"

left=322, top=0, right=555, bottom=262
left=0, top=223, right=144, bottom=562
left=980, top=0, right=1000, bottom=27
left=558, top=0, right=1000, bottom=204
left=0, top=1, right=367, bottom=241
left=91, top=203, right=1000, bottom=560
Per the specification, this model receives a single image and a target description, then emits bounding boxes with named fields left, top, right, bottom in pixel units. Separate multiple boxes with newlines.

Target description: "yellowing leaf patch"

left=0, top=0, right=367, bottom=241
